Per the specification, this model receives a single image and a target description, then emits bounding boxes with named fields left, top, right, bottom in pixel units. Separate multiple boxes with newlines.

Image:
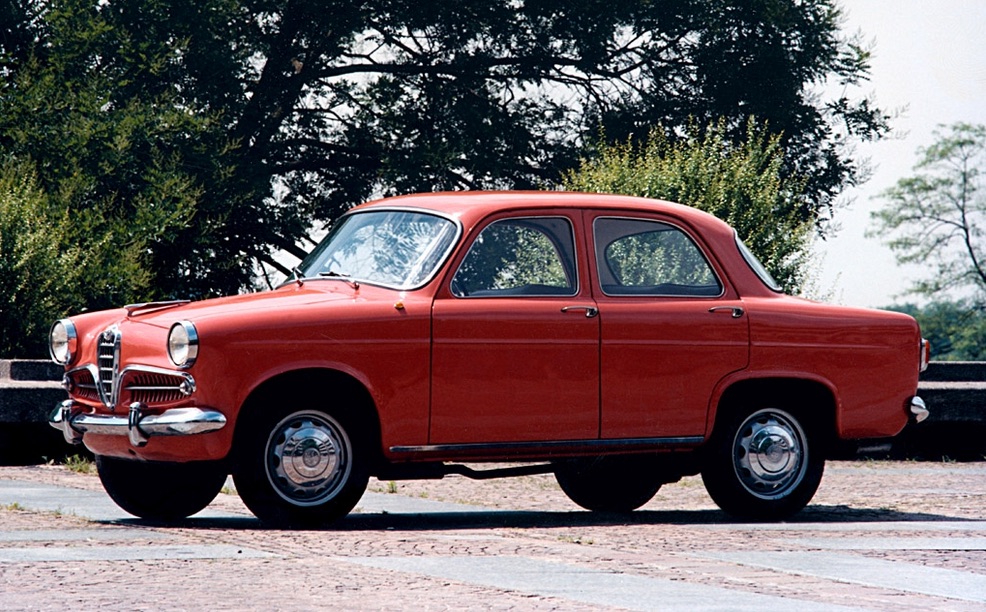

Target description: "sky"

left=815, top=1, right=986, bottom=307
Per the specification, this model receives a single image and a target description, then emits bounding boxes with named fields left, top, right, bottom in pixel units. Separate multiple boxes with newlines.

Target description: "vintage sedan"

left=49, top=192, right=929, bottom=525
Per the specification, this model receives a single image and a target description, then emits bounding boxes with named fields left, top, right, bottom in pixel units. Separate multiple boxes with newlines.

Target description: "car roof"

left=356, top=191, right=731, bottom=233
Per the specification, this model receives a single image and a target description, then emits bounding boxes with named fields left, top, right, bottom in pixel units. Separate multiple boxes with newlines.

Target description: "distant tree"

left=563, top=120, right=814, bottom=293
left=888, top=301, right=986, bottom=361
left=1, top=0, right=887, bottom=303
left=871, top=123, right=986, bottom=307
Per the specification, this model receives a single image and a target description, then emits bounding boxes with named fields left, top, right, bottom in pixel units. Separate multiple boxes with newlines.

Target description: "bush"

left=563, top=119, right=815, bottom=294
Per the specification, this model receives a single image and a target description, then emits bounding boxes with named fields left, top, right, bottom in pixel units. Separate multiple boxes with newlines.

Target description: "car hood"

left=126, top=283, right=366, bottom=328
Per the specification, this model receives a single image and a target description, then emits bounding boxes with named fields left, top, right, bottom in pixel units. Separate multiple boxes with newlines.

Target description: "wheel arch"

left=233, top=367, right=384, bottom=468
left=710, top=377, right=838, bottom=453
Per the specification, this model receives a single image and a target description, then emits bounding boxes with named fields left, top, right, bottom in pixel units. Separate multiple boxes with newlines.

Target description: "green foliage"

left=63, top=454, right=95, bottom=475
left=454, top=221, right=572, bottom=294
left=871, top=123, right=986, bottom=307
left=0, top=0, right=241, bottom=301
left=0, top=158, right=152, bottom=357
left=887, top=301, right=986, bottom=361
left=1, top=0, right=884, bottom=309
left=0, top=159, right=80, bottom=357
left=563, top=120, right=814, bottom=293
left=606, top=229, right=718, bottom=288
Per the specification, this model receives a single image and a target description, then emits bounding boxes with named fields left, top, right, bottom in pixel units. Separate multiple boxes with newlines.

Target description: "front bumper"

left=50, top=400, right=227, bottom=448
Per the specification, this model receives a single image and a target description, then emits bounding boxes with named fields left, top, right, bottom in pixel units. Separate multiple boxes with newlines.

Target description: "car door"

left=430, top=213, right=600, bottom=444
left=590, top=213, right=750, bottom=439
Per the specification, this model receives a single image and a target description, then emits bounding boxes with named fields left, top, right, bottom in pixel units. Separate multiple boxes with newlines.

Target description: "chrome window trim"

left=735, top=232, right=783, bottom=293
left=450, top=215, right=581, bottom=299
left=592, top=215, right=726, bottom=299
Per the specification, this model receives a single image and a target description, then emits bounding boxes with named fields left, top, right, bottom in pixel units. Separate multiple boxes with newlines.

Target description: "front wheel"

left=96, top=456, right=227, bottom=521
left=701, top=406, right=824, bottom=521
left=233, top=408, right=368, bottom=527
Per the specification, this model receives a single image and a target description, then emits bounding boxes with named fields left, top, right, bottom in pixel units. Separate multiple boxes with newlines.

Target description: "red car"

left=48, top=192, right=929, bottom=525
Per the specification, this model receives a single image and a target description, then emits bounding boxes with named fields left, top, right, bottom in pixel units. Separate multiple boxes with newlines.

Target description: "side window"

left=451, top=217, right=577, bottom=297
left=594, top=218, right=722, bottom=296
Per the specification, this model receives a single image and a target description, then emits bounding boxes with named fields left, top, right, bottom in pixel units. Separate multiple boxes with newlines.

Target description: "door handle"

left=561, top=305, right=599, bottom=318
left=708, top=306, right=744, bottom=318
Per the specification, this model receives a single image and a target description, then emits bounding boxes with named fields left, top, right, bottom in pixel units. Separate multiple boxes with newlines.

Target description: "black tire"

left=232, top=407, right=369, bottom=527
left=701, top=406, right=824, bottom=521
left=554, top=455, right=664, bottom=512
left=96, top=455, right=227, bottom=521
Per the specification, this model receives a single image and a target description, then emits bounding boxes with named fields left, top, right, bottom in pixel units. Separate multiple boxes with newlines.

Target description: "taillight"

left=919, top=338, right=930, bottom=372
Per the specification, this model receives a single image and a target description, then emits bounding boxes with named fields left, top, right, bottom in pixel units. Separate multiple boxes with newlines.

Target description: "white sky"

left=816, top=0, right=986, bottom=307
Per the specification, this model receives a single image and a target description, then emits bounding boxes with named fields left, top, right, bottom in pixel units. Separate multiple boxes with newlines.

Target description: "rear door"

left=590, top=213, right=749, bottom=439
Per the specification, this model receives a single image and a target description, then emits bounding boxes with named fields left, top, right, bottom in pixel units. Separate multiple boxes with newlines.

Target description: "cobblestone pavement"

left=0, top=460, right=983, bottom=611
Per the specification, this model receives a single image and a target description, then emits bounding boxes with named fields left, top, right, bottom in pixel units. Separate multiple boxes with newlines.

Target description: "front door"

left=430, top=214, right=599, bottom=444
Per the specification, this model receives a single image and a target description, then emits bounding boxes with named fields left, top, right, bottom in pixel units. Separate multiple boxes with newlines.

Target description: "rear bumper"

left=50, top=400, right=226, bottom=448
left=910, top=395, right=929, bottom=423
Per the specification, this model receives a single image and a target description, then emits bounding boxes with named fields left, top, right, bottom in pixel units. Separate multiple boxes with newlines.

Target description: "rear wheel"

left=554, top=455, right=665, bottom=512
left=701, top=406, right=824, bottom=521
left=96, top=456, right=226, bottom=521
left=233, top=406, right=369, bottom=527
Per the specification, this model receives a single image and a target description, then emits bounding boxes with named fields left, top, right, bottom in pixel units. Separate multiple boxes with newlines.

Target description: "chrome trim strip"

left=124, top=300, right=191, bottom=316
left=119, top=364, right=196, bottom=395
left=390, top=436, right=705, bottom=455
left=593, top=215, right=726, bottom=299
left=69, top=363, right=196, bottom=409
left=96, top=327, right=121, bottom=409
left=50, top=401, right=226, bottom=448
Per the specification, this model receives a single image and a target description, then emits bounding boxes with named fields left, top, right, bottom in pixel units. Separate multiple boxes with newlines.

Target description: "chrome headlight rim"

left=168, top=321, right=199, bottom=369
left=49, top=319, right=78, bottom=365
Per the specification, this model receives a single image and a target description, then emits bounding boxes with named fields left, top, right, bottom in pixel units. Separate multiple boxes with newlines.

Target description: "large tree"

left=1, top=0, right=887, bottom=302
left=872, top=123, right=986, bottom=307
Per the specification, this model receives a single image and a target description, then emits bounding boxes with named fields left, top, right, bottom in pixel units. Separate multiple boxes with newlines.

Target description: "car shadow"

left=107, top=504, right=979, bottom=532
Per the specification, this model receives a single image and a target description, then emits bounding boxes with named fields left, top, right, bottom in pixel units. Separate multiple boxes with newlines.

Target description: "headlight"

left=168, top=321, right=199, bottom=368
left=49, top=319, right=78, bottom=365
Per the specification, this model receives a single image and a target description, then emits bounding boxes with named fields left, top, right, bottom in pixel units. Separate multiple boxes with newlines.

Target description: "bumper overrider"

left=50, top=400, right=227, bottom=448
left=910, top=395, right=929, bottom=423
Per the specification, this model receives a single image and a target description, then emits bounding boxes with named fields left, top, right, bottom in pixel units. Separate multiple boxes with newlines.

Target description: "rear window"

left=736, top=235, right=782, bottom=292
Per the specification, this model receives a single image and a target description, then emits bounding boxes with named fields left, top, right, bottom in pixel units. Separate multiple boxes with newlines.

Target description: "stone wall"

left=0, top=360, right=70, bottom=463
left=1, top=359, right=983, bottom=463
left=901, top=361, right=986, bottom=460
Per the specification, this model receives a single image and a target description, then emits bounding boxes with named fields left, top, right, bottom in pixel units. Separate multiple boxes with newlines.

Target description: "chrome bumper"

left=909, top=396, right=929, bottom=423
left=50, top=400, right=227, bottom=448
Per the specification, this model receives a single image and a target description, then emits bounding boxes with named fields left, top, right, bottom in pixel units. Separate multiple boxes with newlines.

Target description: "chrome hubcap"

left=266, top=411, right=351, bottom=506
left=733, top=409, right=807, bottom=500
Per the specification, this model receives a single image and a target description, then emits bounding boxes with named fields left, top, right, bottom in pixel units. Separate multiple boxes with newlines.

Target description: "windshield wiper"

left=318, top=270, right=360, bottom=290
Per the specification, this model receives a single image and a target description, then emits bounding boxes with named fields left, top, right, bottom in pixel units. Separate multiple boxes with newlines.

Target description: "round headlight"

left=49, top=319, right=77, bottom=365
left=168, top=321, right=199, bottom=368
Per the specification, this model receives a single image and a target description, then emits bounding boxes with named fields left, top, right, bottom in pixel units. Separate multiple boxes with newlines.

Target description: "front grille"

left=68, top=368, right=100, bottom=402
left=124, top=370, right=193, bottom=405
left=96, top=327, right=120, bottom=408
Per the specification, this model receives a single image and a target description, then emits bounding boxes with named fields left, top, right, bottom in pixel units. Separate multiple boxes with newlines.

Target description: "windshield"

left=736, top=234, right=782, bottom=292
left=298, top=210, right=459, bottom=289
